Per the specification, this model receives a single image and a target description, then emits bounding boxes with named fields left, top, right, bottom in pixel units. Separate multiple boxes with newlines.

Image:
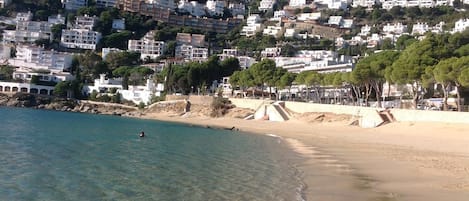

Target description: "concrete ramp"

left=359, top=109, right=395, bottom=128
left=254, top=101, right=291, bottom=122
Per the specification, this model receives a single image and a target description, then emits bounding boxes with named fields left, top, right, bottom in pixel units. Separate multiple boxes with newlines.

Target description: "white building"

left=228, top=3, right=245, bottom=16
left=148, top=0, right=177, bottom=11
left=96, top=0, right=118, bottom=7
left=284, top=28, right=296, bottom=38
left=219, top=48, right=239, bottom=60
left=237, top=56, right=256, bottom=69
left=240, top=15, right=263, bottom=37
left=0, top=81, right=56, bottom=95
left=16, top=12, right=33, bottom=22
left=271, top=10, right=292, bottom=21
left=73, top=15, right=98, bottom=30
left=175, top=44, right=209, bottom=62
left=218, top=49, right=255, bottom=69
left=452, top=18, right=469, bottom=33
left=62, top=0, right=87, bottom=10
left=352, top=0, right=376, bottom=7
left=176, top=33, right=206, bottom=47
left=3, top=19, right=53, bottom=43
left=328, top=16, right=353, bottom=28
left=328, top=16, right=343, bottom=26
left=289, top=0, right=307, bottom=6
left=259, top=0, right=276, bottom=11
left=84, top=74, right=164, bottom=105
left=0, top=0, right=11, bottom=8
left=297, top=12, right=321, bottom=21
left=48, top=14, right=66, bottom=25
left=359, top=24, right=372, bottom=36
left=13, top=68, right=75, bottom=83
left=380, top=0, right=453, bottom=9
left=366, top=33, right=382, bottom=48
left=178, top=0, right=206, bottom=17
left=112, top=19, right=126, bottom=30
left=382, top=22, right=407, bottom=34
left=61, top=29, right=102, bottom=50
left=3, top=27, right=52, bottom=44
left=206, top=0, right=225, bottom=16
left=102, top=48, right=123, bottom=60
left=263, top=26, right=284, bottom=37
left=128, top=31, right=165, bottom=60
left=412, top=22, right=429, bottom=35
left=9, top=45, right=74, bottom=71
left=274, top=50, right=354, bottom=73
left=316, top=0, right=348, bottom=10
left=174, top=33, right=208, bottom=61
left=261, top=47, right=282, bottom=58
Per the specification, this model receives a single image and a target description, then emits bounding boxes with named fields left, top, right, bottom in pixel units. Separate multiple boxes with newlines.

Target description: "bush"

left=210, top=97, right=233, bottom=117
left=138, top=102, right=146, bottom=109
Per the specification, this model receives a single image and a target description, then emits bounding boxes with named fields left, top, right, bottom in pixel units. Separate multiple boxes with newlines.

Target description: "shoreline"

left=2, top=100, right=469, bottom=200
left=140, top=112, right=469, bottom=201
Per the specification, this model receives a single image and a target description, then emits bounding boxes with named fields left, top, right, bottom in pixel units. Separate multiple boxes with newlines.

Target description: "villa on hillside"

left=128, top=31, right=165, bottom=60
left=83, top=74, right=164, bottom=105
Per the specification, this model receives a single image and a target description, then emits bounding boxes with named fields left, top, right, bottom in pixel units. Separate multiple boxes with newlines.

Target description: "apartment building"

left=274, top=50, right=354, bottom=73
left=261, top=47, right=282, bottom=58
left=383, top=22, right=407, bottom=34
left=175, top=33, right=208, bottom=61
left=128, top=31, right=165, bottom=60
left=352, top=0, right=376, bottom=7
left=48, top=14, right=66, bottom=25
left=3, top=20, right=53, bottom=43
left=228, top=3, right=245, bottom=16
left=61, top=29, right=102, bottom=50
left=178, top=0, right=205, bottom=16
left=453, top=18, right=469, bottom=33
left=241, top=15, right=263, bottom=37
left=74, top=15, right=98, bottom=30
left=206, top=0, right=225, bottom=16
left=9, top=45, right=74, bottom=71
left=259, top=0, right=276, bottom=11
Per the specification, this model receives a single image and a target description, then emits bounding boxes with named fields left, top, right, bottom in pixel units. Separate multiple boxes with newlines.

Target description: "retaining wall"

left=166, top=95, right=214, bottom=106
left=229, top=98, right=469, bottom=124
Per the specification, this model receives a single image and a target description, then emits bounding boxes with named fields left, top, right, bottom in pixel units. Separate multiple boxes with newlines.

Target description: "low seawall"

left=166, top=95, right=213, bottom=106
left=229, top=98, right=469, bottom=124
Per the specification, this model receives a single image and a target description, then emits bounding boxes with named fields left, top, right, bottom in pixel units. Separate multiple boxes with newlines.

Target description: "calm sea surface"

left=0, top=107, right=304, bottom=200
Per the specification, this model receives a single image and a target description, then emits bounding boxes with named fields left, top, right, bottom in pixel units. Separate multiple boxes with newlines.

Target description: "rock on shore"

left=0, top=93, right=139, bottom=116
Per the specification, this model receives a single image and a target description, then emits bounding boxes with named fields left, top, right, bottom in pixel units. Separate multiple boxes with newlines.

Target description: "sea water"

left=0, top=107, right=304, bottom=200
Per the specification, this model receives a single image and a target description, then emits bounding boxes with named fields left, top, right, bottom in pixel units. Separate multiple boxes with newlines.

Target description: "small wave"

left=265, top=134, right=282, bottom=138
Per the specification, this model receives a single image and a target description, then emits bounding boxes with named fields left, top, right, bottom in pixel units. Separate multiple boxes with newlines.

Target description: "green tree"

left=353, top=51, right=400, bottom=107
left=78, top=51, right=106, bottom=83
left=390, top=34, right=451, bottom=108
left=278, top=72, right=296, bottom=100
left=249, top=59, right=276, bottom=98
left=280, top=44, right=297, bottom=57
left=102, top=31, right=132, bottom=49
left=106, top=51, right=141, bottom=71
left=220, top=57, right=241, bottom=77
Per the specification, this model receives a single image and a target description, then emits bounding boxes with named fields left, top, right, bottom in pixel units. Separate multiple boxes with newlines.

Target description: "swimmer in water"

left=139, top=131, right=145, bottom=137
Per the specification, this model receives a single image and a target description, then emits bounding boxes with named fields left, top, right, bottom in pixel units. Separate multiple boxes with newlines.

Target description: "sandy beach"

left=140, top=110, right=469, bottom=201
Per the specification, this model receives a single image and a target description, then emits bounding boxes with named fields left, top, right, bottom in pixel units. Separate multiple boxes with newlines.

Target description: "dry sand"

left=140, top=111, right=469, bottom=201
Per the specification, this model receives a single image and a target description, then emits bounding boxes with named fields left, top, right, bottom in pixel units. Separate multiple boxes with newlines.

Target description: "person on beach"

left=139, top=131, right=145, bottom=137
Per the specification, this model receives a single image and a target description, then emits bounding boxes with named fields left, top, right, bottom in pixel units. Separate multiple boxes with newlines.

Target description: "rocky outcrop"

left=0, top=93, right=139, bottom=117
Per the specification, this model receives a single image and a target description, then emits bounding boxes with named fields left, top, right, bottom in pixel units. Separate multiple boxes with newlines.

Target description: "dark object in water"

left=139, top=131, right=145, bottom=137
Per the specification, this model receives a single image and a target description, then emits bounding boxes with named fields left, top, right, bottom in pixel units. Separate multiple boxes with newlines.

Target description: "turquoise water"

left=0, top=107, right=304, bottom=200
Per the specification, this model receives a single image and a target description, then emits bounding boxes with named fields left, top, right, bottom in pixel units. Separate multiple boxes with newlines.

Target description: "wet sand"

left=141, top=113, right=469, bottom=201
